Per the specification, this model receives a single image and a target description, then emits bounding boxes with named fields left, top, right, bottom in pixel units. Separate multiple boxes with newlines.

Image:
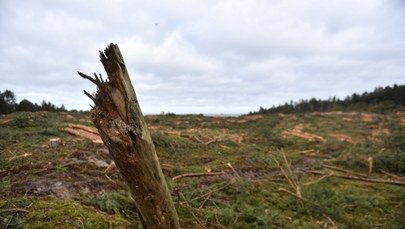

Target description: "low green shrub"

left=374, top=128, right=405, bottom=173
left=79, top=190, right=138, bottom=218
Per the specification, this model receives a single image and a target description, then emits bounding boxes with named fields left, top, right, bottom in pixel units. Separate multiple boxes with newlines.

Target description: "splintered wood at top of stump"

left=78, top=43, right=180, bottom=229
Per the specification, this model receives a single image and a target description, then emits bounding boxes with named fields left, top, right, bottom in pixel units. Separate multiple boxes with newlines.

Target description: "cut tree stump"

left=78, top=43, right=180, bottom=229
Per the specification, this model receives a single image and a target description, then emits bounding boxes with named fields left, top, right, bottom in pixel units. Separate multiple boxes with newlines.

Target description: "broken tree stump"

left=78, top=43, right=180, bottom=229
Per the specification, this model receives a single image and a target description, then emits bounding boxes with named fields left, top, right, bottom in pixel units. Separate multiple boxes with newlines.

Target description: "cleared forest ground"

left=1, top=111, right=404, bottom=228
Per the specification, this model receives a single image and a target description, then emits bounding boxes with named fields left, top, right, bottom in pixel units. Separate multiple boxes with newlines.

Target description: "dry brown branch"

left=172, top=172, right=225, bottom=181
left=305, top=170, right=405, bottom=187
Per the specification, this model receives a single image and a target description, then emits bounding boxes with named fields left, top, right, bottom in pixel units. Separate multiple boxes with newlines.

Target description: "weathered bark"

left=78, top=43, right=180, bottom=229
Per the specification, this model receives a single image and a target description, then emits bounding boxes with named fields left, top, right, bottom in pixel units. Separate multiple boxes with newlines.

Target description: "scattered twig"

left=178, top=191, right=208, bottom=229
left=7, top=153, right=32, bottom=161
left=0, top=208, right=29, bottom=214
left=326, top=216, right=339, bottom=229
left=192, top=136, right=206, bottom=144
left=305, top=170, right=405, bottom=187
left=278, top=187, right=302, bottom=200
left=104, top=161, right=116, bottom=173
left=204, top=138, right=220, bottom=145
left=323, top=164, right=368, bottom=178
left=161, top=163, right=176, bottom=168
left=303, top=174, right=332, bottom=187
left=226, top=162, right=241, bottom=178
left=191, top=182, right=232, bottom=209
left=172, top=172, right=225, bottom=181
left=381, top=170, right=403, bottom=180
left=192, top=135, right=220, bottom=145
left=104, top=174, right=116, bottom=183
left=271, top=150, right=302, bottom=199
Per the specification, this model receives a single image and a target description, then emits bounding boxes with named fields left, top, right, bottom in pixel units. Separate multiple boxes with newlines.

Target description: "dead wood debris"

left=328, top=133, right=359, bottom=144
left=305, top=169, right=405, bottom=187
left=64, top=123, right=103, bottom=144
left=172, top=172, right=225, bottom=181
left=7, top=152, right=32, bottom=161
left=0, top=208, right=29, bottom=214
left=282, top=124, right=326, bottom=142
left=0, top=119, right=12, bottom=125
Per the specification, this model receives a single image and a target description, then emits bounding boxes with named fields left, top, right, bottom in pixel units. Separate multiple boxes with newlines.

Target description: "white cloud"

left=0, top=0, right=404, bottom=114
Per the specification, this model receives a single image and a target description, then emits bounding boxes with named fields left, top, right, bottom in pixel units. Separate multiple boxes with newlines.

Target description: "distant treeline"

left=252, top=84, right=405, bottom=114
left=0, top=89, right=67, bottom=114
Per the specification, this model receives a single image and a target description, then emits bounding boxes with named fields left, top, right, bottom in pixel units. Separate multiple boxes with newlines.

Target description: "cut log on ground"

left=64, top=123, right=103, bottom=144
left=78, top=43, right=179, bottom=229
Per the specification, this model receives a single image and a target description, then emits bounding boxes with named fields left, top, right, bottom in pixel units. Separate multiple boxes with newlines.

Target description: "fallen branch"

left=7, top=153, right=32, bottom=161
left=305, top=170, right=405, bottom=187
left=172, top=172, right=225, bottom=181
left=326, top=216, right=339, bottom=229
left=381, top=170, right=404, bottom=180
left=103, top=161, right=116, bottom=173
left=226, top=162, right=242, bottom=178
left=303, top=174, right=332, bottom=187
left=0, top=208, right=29, bottom=214
left=192, top=135, right=220, bottom=145
left=323, top=164, right=368, bottom=178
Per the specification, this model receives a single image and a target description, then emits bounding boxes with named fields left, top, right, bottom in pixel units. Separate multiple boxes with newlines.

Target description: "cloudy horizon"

left=1, top=0, right=404, bottom=114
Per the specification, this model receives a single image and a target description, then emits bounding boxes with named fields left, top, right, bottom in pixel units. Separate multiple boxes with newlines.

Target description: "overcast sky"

left=1, top=0, right=404, bottom=114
